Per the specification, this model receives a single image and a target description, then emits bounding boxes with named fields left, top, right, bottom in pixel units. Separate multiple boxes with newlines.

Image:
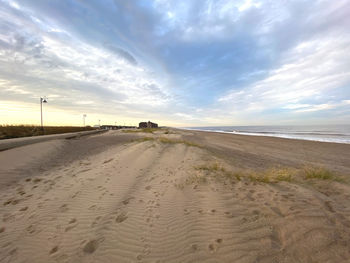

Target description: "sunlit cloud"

left=0, top=0, right=349, bottom=126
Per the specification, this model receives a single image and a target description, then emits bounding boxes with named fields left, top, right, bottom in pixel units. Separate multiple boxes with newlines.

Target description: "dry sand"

left=0, top=129, right=349, bottom=263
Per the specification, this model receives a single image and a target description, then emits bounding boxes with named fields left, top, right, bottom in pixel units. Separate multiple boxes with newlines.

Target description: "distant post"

left=40, top=97, right=47, bottom=131
left=83, top=114, right=87, bottom=127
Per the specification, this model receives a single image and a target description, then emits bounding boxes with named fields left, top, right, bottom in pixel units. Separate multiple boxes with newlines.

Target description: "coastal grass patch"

left=133, top=137, right=155, bottom=143
left=124, top=128, right=174, bottom=134
left=123, top=128, right=158, bottom=133
left=303, top=166, right=340, bottom=181
left=158, top=137, right=202, bottom=148
left=193, top=163, right=297, bottom=184
left=246, top=167, right=296, bottom=183
left=133, top=136, right=201, bottom=148
left=195, top=162, right=224, bottom=172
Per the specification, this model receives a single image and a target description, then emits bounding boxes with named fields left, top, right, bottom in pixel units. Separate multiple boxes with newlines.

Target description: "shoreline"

left=180, top=127, right=350, bottom=145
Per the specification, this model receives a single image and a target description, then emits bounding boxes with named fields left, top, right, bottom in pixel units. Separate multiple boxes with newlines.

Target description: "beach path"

left=0, top=129, right=350, bottom=263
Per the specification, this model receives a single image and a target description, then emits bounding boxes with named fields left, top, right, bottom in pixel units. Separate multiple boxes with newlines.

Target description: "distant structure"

left=139, top=121, right=158, bottom=129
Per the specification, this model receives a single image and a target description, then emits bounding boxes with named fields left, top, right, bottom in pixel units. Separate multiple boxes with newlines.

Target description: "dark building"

left=139, top=121, right=158, bottom=128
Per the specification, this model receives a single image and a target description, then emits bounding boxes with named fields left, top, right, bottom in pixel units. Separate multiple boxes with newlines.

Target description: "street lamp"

left=40, top=97, right=47, bottom=131
left=83, top=114, right=87, bottom=127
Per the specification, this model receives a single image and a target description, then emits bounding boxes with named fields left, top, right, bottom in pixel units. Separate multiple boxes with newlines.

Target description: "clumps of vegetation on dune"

left=134, top=137, right=156, bottom=142
left=134, top=136, right=202, bottom=148
left=178, top=163, right=343, bottom=189
left=303, top=165, right=342, bottom=182
left=158, top=137, right=202, bottom=148
left=248, top=167, right=295, bottom=183
left=0, top=125, right=96, bottom=139
left=123, top=128, right=159, bottom=134
left=124, top=128, right=175, bottom=134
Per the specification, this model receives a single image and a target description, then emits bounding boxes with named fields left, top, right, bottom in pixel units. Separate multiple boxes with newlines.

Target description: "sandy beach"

left=0, top=128, right=349, bottom=263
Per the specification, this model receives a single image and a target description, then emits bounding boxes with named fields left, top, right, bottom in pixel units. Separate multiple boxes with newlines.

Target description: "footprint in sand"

left=103, top=158, right=114, bottom=164
left=59, top=204, right=69, bottom=212
left=122, top=197, right=134, bottom=205
left=190, top=244, right=198, bottom=252
left=216, top=238, right=223, bottom=244
left=145, top=186, right=152, bottom=190
left=0, top=227, right=5, bottom=233
left=33, top=178, right=42, bottom=183
left=91, top=216, right=101, bottom=227
left=83, top=240, right=98, bottom=254
left=115, top=212, right=128, bottom=223
left=65, top=225, right=77, bottom=232
left=208, top=243, right=218, bottom=253
left=19, top=206, right=28, bottom=211
left=9, top=248, right=17, bottom=256
left=89, top=205, right=97, bottom=210
left=26, top=224, right=36, bottom=234
left=271, top=207, right=284, bottom=217
left=49, top=246, right=58, bottom=255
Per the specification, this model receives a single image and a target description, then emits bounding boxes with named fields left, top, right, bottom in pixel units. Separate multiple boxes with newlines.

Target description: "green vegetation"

left=134, top=137, right=155, bottom=142
left=192, top=163, right=297, bottom=185
left=0, top=125, right=96, bottom=139
left=195, top=162, right=224, bottom=172
left=176, top=161, right=343, bottom=190
left=248, top=172, right=271, bottom=183
left=159, top=137, right=202, bottom=148
left=134, top=136, right=202, bottom=148
left=303, top=166, right=336, bottom=180
left=123, top=128, right=160, bottom=134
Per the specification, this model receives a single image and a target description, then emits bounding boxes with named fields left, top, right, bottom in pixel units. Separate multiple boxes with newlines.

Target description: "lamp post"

left=83, top=114, right=87, bottom=127
left=40, top=97, right=47, bottom=131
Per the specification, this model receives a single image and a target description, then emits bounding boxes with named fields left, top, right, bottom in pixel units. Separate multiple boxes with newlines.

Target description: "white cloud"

left=218, top=33, right=350, bottom=116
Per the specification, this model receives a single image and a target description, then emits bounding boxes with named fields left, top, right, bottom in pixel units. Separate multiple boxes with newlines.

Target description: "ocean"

left=185, top=125, right=350, bottom=144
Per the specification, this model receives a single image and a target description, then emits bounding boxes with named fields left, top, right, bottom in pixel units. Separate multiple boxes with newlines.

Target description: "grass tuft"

left=195, top=162, right=224, bottom=172
left=303, top=166, right=335, bottom=180
left=123, top=128, right=159, bottom=133
left=248, top=172, right=271, bottom=183
left=159, top=137, right=202, bottom=148
left=134, top=137, right=155, bottom=143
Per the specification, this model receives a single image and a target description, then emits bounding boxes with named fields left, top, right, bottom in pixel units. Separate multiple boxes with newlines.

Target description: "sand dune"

left=0, top=129, right=349, bottom=262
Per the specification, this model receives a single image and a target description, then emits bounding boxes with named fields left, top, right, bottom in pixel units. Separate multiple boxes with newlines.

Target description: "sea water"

left=186, top=125, right=350, bottom=144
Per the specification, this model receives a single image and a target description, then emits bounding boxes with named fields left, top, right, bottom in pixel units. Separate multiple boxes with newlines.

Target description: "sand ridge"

left=0, top=129, right=350, bottom=262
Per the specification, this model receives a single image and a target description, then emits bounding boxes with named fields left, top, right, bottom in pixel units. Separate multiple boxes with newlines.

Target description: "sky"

left=0, top=0, right=349, bottom=127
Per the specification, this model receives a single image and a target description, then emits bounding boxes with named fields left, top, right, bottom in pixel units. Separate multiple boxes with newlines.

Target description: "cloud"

left=217, top=32, right=350, bottom=120
left=0, top=0, right=349, bottom=126
left=104, top=43, right=138, bottom=65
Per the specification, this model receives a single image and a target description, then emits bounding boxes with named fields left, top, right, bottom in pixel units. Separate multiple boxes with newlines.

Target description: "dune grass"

left=135, top=136, right=202, bottom=148
left=192, top=163, right=298, bottom=185
left=303, top=166, right=337, bottom=180
left=0, top=125, right=96, bottom=139
left=189, top=162, right=341, bottom=187
left=134, top=137, right=155, bottom=143
left=158, top=137, right=202, bottom=148
left=123, top=128, right=162, bottom=134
